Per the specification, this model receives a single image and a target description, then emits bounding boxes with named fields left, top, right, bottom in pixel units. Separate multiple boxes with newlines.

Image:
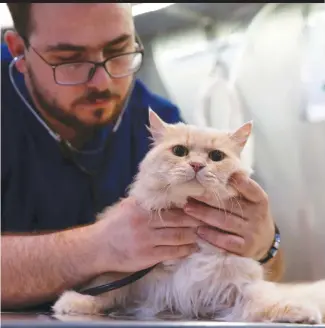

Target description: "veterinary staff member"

left=1, top=3, right=284, bottom=310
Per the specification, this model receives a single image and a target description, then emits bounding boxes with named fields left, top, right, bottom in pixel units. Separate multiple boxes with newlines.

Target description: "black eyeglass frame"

left=23, top=34, right=145, bottom=86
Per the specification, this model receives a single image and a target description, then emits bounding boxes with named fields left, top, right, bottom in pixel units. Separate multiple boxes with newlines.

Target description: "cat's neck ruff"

left=130, top=179, right=206, bottom=211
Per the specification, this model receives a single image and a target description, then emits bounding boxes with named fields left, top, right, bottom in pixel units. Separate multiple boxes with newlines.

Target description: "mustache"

left=75, top=89, right=120, bottom=106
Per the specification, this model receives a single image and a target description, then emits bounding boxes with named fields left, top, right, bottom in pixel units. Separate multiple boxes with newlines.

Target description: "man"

left=1, top=3, right=284, bottom=311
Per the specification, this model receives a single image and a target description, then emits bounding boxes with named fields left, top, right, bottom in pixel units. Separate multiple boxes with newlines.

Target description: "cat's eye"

left=208, top=150, right=225, bottom=162
left=172, top=145, right=189, bottom=157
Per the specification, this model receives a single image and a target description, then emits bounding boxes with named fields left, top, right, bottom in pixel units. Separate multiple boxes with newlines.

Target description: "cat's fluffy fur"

left=53, top=109, right=325, bottom=323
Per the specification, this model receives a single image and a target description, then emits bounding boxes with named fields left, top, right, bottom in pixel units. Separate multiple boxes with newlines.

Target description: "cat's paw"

left=252, top=301, right=322, bottom=324
left=52, top=291, right=102, bottom=315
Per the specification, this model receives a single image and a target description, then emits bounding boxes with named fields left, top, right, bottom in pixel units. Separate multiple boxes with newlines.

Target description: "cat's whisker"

left=202, top=177, right=216, bottom=185
left=163, top=184, right=172, bottom=200
left=220, top=250, right=230, bottom=280
left=147, top=210, right=157, bottom=226
left=167, top=170, right=190, bottom=184
left=228, top=175, right=241, bottom=190
left=211, top=190, right=222, bottom=208
left=157, top=208, right=166, bottom=227
left=206, top=172, right=218, bottom=179
left=230, top=196, right=244, bottom=220
left=212, top=190, right=229, bottom=222
left=226, top=195, right=235, bottom=217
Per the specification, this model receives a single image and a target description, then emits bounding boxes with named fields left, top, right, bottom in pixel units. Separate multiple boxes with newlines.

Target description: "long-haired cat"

left=53, top=109, right=325, bottom=323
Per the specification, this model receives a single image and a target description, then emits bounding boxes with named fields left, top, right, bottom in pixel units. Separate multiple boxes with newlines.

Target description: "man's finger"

left=229, top=172, right=268, bottom=203
left=149, top=209, right=201, bottom=228
left=152, top=227, right=198, bottom=246
left=189, top=196, right=251, bottom=220
left=184, top=201, right=248, bottom=236
left=196, top=226, right=245, bottom=255
left=154, top=244, right=199, bottom=262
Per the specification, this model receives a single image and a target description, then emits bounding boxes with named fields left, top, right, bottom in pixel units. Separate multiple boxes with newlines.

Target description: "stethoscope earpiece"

left=13, top=54, right=25, bottom=62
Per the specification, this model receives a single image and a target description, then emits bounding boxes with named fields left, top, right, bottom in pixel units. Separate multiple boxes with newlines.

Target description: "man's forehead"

left=30, top=3, right=134, bottom=47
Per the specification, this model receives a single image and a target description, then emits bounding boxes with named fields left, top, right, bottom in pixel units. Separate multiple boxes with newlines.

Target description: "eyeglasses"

left=29, top=44, right=144, bottom=86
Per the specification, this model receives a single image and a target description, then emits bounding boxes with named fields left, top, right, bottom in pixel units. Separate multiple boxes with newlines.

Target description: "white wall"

left=151, top=27, right=215, bottom=124
left=0, top=3, right=12, bottom=28
left=141, top=3, right=325, bottom=282
left=234, top=3, right=325, bottom=282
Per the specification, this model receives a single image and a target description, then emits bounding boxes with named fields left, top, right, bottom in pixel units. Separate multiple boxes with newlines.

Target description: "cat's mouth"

left=186, top=176, right=205, bottom=187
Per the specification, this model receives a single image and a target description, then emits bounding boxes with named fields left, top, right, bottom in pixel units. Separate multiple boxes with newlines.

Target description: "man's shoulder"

left=1, top=42, right=12, bottom=60
left=132, top=79, right=184, bottom=124
left=1, top=42, right=12, bottom=62
left=1, top=43, right=22, bottom=100
left=1, top=43, right=29, bottom=178
left=1, top=43, right=14, bottom=80
left=1, top=44, right=21, bottom=117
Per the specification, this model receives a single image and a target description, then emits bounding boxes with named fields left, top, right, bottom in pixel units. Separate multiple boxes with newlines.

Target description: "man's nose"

left=87, top=66, right=113, bottom=90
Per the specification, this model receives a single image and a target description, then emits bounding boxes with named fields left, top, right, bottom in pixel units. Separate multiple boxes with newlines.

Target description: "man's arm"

left=263, top=247, right=285, bottom=282
left=1, top=225, right=101, bottom=310
left=1, top=198, right=201, bottom=310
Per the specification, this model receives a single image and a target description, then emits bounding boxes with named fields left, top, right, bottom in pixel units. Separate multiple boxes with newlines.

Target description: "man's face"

left=22, top=3, right=136, bottom=130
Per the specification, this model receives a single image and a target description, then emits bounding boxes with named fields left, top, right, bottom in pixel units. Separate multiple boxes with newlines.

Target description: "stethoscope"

left=9, top=54, right=131, bottom=156
left=9, top=55, right=156, bottom=297
left=9, top=54, right=131, bottom=213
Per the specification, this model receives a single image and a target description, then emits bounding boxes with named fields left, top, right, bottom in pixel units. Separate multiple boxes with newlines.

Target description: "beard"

left=26, top=64, right=129, bottom=132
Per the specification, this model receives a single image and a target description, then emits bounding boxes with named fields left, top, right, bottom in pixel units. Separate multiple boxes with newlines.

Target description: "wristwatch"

left=258, top=223, right=281, bottom=264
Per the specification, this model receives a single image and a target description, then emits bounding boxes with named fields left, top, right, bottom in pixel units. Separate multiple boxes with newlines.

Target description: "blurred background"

left=1, top=3, right=325, bottom=283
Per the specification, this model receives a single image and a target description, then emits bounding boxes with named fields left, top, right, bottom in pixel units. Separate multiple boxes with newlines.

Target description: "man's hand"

left=93, top=198, right=200, bottom=273
left=183, top=172, right=275, bottom=261
left=1, top=198, right=199, bottom=309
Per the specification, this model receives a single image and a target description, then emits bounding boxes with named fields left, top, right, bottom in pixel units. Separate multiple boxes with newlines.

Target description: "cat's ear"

left=229, top=121, right=253, bottom=149
left=148, top=108, right=168, bottom=140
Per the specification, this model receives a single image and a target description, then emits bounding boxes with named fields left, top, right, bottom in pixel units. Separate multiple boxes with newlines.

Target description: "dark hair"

left=6, top=3, right=32, bottom=42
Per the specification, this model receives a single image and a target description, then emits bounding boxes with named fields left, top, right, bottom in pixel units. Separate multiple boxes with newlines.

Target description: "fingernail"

left=238, top=173, right=249, bottom=182
left=192, top=244, right=200, bottom=252
left=184, top=205, right=194, bottom=213
left=196, top=227, right=205, bottom=237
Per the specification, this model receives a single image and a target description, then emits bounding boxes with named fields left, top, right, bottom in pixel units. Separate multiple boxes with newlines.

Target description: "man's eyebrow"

left=44, top=34, right=132, bottom=52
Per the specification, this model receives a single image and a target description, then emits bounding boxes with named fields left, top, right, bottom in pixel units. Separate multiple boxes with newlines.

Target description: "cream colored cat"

left=53, top=109, right=325, bottom=323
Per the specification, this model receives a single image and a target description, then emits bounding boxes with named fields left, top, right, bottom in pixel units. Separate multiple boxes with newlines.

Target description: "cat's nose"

left=190, top=162, right=205, bottom=173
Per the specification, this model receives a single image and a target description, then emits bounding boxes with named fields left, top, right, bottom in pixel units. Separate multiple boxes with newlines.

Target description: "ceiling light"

left=132, top=3, right=175, bottom=17
left=0, top=3, right=13, bottom=28
left=0, top=3, right=176, bottom=29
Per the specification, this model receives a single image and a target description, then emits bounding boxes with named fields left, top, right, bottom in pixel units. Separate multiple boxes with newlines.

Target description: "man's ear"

left=4, top=29, right=27, bottom=73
